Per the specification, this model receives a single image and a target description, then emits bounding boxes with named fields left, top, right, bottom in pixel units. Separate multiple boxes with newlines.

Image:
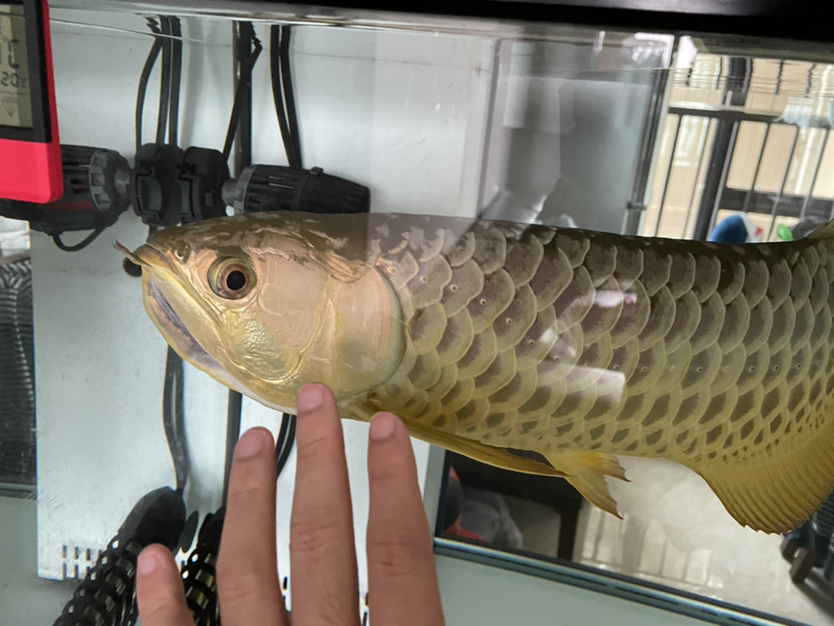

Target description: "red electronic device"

left=0, top=0, right=61, bottom=203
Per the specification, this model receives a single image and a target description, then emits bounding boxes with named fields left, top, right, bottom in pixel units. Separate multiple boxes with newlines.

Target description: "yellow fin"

left=544, top=450, right=629, bottom=518
left=345, top=398, right=566, bottom=477
left=404, top=419, right=568, bottom=478
left=691, top=415, right=834, bottom=534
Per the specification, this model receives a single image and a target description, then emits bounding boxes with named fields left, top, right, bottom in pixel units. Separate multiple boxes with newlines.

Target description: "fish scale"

left=130, top=211, right=834, bottom=533
left=338, top=214, right=834, bottom=532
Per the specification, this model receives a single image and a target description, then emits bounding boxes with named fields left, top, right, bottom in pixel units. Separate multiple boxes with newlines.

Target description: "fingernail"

left=297, top=383, right=324, bottom=413
left=370, top=412, right=397, bottom=441
left=235, top=428, right=267, bottom=459
left=137, top=549, right=158, bottom=576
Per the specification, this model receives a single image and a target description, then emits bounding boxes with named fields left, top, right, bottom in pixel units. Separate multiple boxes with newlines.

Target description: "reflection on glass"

left=1, top=6, right=833, bottom=626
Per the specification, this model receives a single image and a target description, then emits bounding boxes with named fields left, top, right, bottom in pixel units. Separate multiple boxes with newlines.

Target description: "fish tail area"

left=544, top=451, right=629, bottom=519
left=693, top=417, right=834, bottom=534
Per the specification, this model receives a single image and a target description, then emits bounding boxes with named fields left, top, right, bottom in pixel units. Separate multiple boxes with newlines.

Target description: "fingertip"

left=138, top=544, right=165, bottom=576
left=235, top=427, right=273, bottom=460
left=369, top=412, right=400, bottom=441
left=136, top=545, right=193, bottom=626
left=297, top=382, right=326, bottom=413
left=367, top=412, right=419, bottom=485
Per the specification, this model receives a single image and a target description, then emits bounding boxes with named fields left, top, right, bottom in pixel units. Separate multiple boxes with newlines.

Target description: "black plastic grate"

left=0, top=254, right=35, bottom=488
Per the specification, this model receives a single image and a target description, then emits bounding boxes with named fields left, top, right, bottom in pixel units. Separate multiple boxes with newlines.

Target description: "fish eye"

left=226, top=270, right=246, bottom=291
left=209, top=258, right=256, bottom=299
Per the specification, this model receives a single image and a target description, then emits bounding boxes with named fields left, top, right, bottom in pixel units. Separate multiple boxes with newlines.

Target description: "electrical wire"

left=53, top=17, right=173, bottom=254
left=168, top=17, right=183, bottom=146
left=135, top=40, right=161, bottom=152
left=274, top=412, right=296, bottom=477
left=220, top=23, right=301, bottom=495
left=136, top=17, right=190, bottom=502
left=135, top=19, right=164, bottom=153
left=279, top=26, right=302, bottom=167
left=222, top=389, right=243, bottom=505
left=222, top=24, right=260, bottom=504
left=136, top=17, right=182, bottom=152
left=156, top=19, right=172, bottom=144
left=163, top=346, right=189, bottom=492
left=221, top=31, right=262, bottom=162
left=270, top=26, right=298, bottom=169
left=269, top=24, right=302, bottom=476
left=51, top=227, right=105, bottom=252
left=260, top=26, right=300, bottom=475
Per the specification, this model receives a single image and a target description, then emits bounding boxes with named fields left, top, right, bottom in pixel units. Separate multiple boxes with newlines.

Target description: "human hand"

left=135, top=383, right=445, bottom=625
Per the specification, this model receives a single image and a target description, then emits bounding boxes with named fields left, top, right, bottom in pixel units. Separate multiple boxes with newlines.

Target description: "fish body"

left=126, top=211, right=834, bottom=533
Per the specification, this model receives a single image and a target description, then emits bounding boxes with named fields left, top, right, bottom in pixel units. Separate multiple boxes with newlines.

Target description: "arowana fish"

left=119, top=211, right=834, bottom=534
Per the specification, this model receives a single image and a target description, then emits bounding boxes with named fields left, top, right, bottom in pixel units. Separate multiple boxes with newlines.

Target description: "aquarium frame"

left=261, top=0, right=831, bottom=43
left=434, top=537, right=805, bottom=626
left=37, top=0, right=833, bottom=621
left=49, top=1, right=834, bottom=43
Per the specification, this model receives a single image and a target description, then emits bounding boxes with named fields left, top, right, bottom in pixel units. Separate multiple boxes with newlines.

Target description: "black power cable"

left=163, top=346, right=188, bottom=492
left=221, top=23, right=261, bottom=506
left=136, top=17, right=183, bottom=152
left=176, top=23, right=310, bottom=623
left=270, top=24, right=301, bottom=479
left=279, top=26, right=302, bottom=167
left=221, top=31, right=262, bottom=163
left=135, top=18, right=163, bottom=153
left=168, top=17, right=183, bottom=146
left=54, top=17, right=184, bottom=256
left=274, top=408, right=297, bottom=477
left=156, top=19, right=171, bottom=144
left=270, top=25, right=301, bottom=169
left=222, top=389, right=243, bottom=505
left=136, top=16, right=190, bottom=498
left=51, top=227, right=105, bottom=252
left=221, top=24, right=301, bottom=499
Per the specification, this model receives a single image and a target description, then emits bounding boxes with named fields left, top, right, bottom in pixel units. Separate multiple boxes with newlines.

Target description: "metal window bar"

left=651, top=114, right=683, bottom=236
left=742, top=123, right=771, bottom=214
left=765, top=126, right=801, bottom=241
left=680, top=118, right=713, bottom=239
left=799, top=128, right=830, bottom=223
left=648, top=105, right=834, bottom=242
left=700, top=118, right=740, bottom=239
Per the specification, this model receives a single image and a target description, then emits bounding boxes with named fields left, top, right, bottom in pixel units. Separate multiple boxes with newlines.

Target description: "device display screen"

left=0, top=4, right=31, bottom=128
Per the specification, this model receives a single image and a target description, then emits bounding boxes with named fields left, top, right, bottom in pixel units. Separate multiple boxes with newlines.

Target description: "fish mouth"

left=146, top=276, right=220, bottom=372
left=118, top=240, right=295, bottom=413
left=123, top=241, right=226, bottom=376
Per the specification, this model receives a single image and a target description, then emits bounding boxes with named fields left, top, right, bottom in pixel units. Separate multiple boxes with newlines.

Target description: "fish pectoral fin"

left=544, top=451, right=628, bottom=519
left=402, top=418, right=567, bottom=477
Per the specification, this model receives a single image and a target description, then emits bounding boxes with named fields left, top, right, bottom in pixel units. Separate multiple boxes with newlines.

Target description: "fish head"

left=121, top=215, right=404, bottom=413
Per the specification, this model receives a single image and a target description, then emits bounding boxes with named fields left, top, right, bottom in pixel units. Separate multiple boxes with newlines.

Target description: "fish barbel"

left=123, top=211, right=834, bottom=533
